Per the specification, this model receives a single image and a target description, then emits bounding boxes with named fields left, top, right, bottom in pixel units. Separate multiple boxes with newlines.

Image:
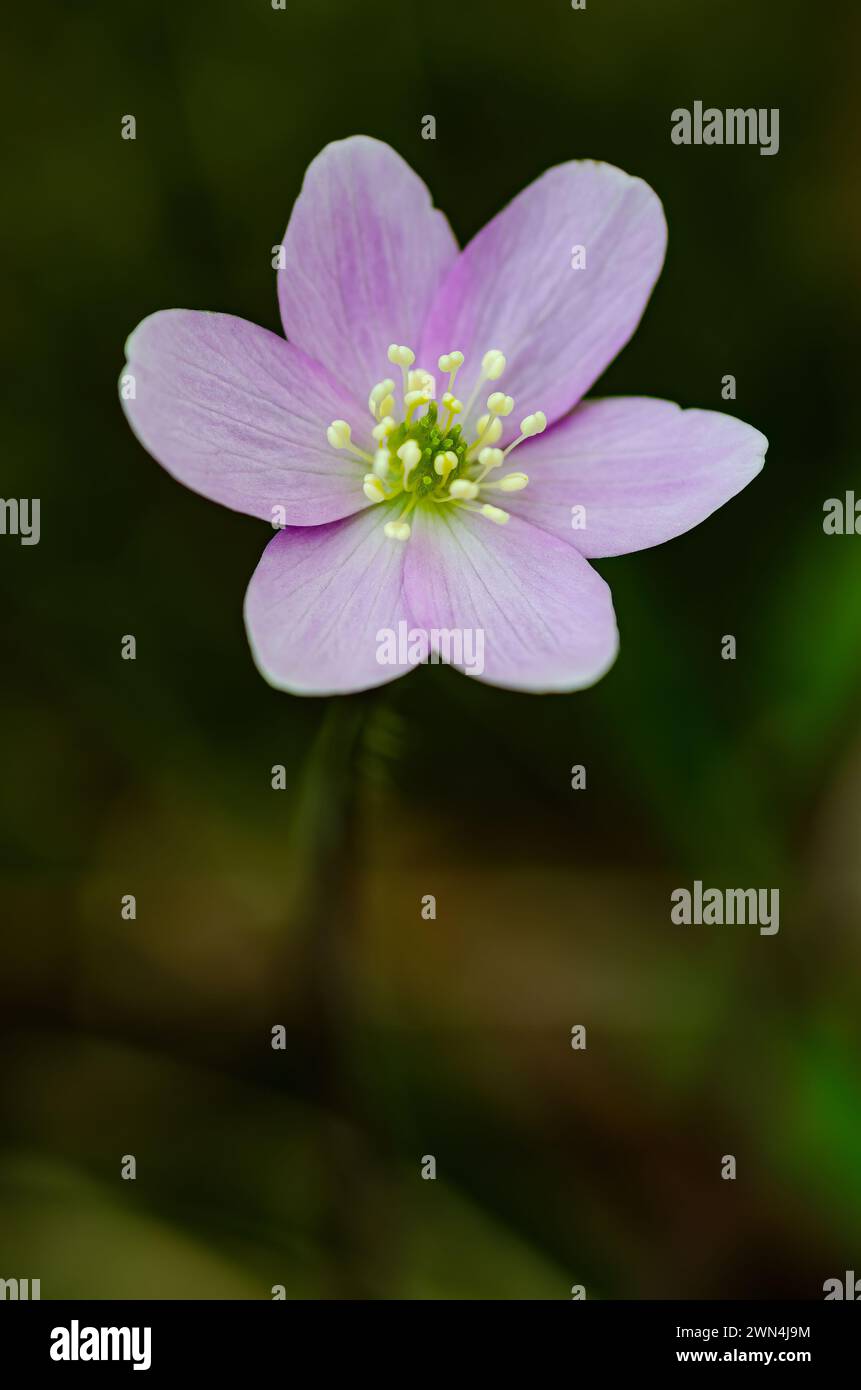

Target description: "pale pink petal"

left=507, top=397, right=768, bottom=557
left=403, top=507, right=618, bottom=693
left=420, top=161, right=666, bottom=431
left=278, top=137, right=459, bottom=404
left=244, top=507, right=416, bottom=696
left=122, top=310, right=370, bottom=525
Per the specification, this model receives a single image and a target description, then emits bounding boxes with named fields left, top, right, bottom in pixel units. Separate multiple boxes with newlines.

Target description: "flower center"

left=326, top=345, right=546, bottom=541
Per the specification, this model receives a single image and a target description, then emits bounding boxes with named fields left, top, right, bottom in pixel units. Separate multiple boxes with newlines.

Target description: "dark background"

left=2, top=0, right=860, bottom=1297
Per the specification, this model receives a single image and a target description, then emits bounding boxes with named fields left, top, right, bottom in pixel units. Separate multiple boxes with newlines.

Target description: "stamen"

left=480, top=503, right=510, bottom=525
left=520, top=411, right=547, bottom=436
left=388, top=344, right=416, bottom=413
left=408, top=368, right=436, bottom=399
left=434, top=450, right=457, bottom=483
left=368, top=379, right=396, bottom=419
left=384, top=520, right=411, bottom=541
left=372, top=415, right=396, bottom=441
left=387, top=345, right=415, bottom=368
left=461, top=348, right=506, bottom=424
left=373, top=448, right=392, bottom=479
left=482, top=350, right=506, bottom=380
left=397, top=439, right=421, bottom=488
left=327, top=420, right=352, bottom=448
left=449, top=479, right=479, bottom=500
left=468, top=413, right=504, bottom=457
left=363, top=474, right=387, bottom=503
left=502, top=410, right=547, bottom=461
left=438, top=349, right=464, bottom=396
left=474, top=415, right=503, bottom=444
left=327, top=418, right=374, bottom=464
left=479, top=447, right=504, bottom=469
left=474, top=446, right=504, bottom=482
left=494, top=471, right=529, bottom=492
left=404, top=388, right=431, bottom=418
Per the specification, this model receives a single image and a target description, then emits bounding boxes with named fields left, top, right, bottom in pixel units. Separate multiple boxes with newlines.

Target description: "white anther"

left=475, top=415, right=503, bottom=446
left=449, top=479, right=479, bottom=500
left=372, top=415, right=396, bottom=441
left=387, top=344, right=416, bottom=367
left=363, top=474, right=386, bottom=503
left=497, top=471, right=529, bottom=492
left=368, top=379, right=396, bottom=416
left=327, top=420, right=352, bottom=449
left=478, top=447, right=504, bottom=472
left=482, top=349, right=506, bottom=380
left=404, top=389, right=431, bottom=410
left=480, top=504, right=510, bottom=524
left=408, top=368, right=436, bottom=398
left=520, top=411, right=547, bottom=437
left=373, top=448, right=391, bottom=479
left=442, top=392, right=463, bottom=414
left=384, top=520, right=412, bottom=541
left=434, top=450, right=458, bottom=479
left=397, top=439, right=421, bottom=466
left=487, top=391, right=514, bottom=417
left=438, top=350, right=464, bottom=373
left=397, top=439, right=422, bottom=486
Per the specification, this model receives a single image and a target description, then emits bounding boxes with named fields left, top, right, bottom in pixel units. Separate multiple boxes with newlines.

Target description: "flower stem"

left=281, top=693, right=379, bottom=1297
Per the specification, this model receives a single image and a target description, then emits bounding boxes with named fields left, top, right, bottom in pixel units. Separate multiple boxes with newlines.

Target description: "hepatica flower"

left=121, top=137, right=766, bottom=695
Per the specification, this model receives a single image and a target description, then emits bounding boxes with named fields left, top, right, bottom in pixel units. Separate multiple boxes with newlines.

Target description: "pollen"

left=325, top=343, right=546, bottom=539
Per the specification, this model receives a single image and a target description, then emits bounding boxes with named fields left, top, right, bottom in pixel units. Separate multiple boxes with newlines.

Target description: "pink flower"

left=121, top=137, right=766, bottom=695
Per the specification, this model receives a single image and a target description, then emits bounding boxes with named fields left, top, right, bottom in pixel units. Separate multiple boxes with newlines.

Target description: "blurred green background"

left=2, top=0, right=860, bottom=1298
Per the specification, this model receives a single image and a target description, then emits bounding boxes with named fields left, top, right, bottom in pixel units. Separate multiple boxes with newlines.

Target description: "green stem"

left=282, top=693, right=379, bottom=1297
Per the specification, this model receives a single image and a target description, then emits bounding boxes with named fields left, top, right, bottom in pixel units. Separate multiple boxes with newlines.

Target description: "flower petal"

left=403, top=508, right=618, bottom=693
left=506, top=397, right=768, bottom=557
left=278, top=137, right=459, bottom=403
left=419, top=161, right=666, bottom=429
left=244, top=507, right=416, bottom=696
left=122, top=310, right=370, bottom=525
